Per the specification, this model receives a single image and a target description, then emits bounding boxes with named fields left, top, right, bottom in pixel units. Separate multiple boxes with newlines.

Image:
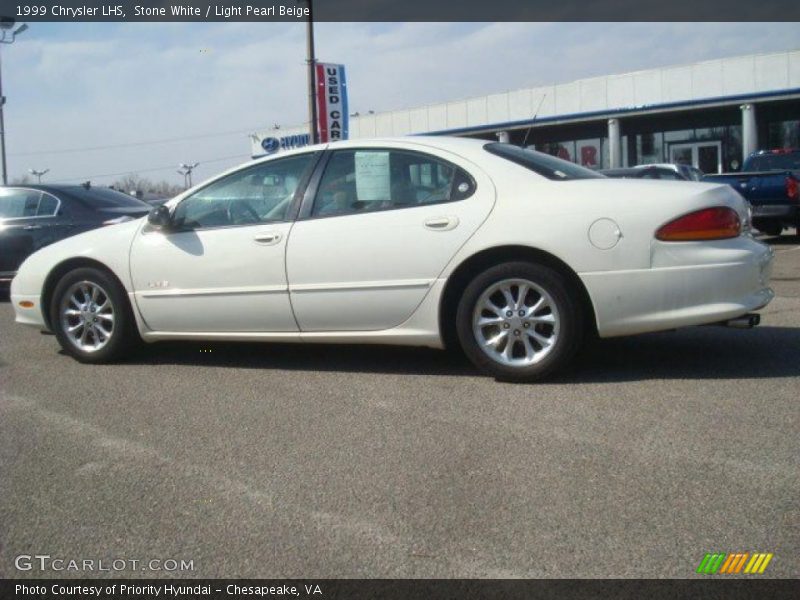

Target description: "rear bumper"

left=751, top=203, right=799, bottom=222
left=581, top=238, right=774, bottom=338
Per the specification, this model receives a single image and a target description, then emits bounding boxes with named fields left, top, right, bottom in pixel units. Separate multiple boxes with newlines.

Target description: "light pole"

left=29, top=168, right=48, bottom=183
left=178, top=162, right=199, bottom=188
left=0, top=18, right=28, bottom=185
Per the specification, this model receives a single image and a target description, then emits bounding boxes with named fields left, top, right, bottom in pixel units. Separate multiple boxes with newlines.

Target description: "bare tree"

left=10, top=174, right=31, bottom=185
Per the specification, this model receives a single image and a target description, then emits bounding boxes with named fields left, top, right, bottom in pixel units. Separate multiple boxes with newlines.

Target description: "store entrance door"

left=669, top=142, right=722, bottom=174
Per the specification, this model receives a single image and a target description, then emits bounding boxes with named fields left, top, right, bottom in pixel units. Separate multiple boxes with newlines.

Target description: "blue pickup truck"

left=703, top=149, right=800, bottom=236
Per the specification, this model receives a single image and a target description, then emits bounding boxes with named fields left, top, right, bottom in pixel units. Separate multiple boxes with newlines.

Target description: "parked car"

left=10, top=138, right=774, bottom=381
left=601, top=163, right=702, bottom=181
left=0, top=184, right=151, bottom=288
left=702, top=149, right=800, bottom=236
left=649, top=163, right=705, bottom=181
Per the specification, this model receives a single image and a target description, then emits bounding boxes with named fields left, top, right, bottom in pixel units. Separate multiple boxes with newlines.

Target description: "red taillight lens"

left=786, top=176, right=799, bottom=202
left=656, top=207, right=741, bottom=241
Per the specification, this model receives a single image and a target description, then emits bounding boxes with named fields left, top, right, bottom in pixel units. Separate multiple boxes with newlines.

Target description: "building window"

left=724, top=125, right=743, bottom=171
left=768, top=120, right=800, bottom=150
left=636, top=132, right=664, bottom=164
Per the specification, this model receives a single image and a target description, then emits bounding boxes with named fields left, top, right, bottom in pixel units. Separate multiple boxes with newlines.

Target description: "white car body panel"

left=10, top=136, right=774, bottom=350
left=129, top=221, right=296, bottom=332
left=286, top=140, right=496, bottom=331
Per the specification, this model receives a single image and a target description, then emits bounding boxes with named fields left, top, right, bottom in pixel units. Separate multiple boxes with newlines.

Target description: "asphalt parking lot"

left=1, top=236, right=798, bottom=579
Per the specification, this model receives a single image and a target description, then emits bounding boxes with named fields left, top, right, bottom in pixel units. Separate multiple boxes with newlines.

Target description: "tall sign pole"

left=0, top=45, right=8, bottom=185
left=306, top=0, right=318, bottom=144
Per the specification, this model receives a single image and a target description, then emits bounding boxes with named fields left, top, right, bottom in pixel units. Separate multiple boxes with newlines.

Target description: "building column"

left=741, top=104, right=758, bottom=163
left=496, top=130, right=510, bottom=144
left=608, top=118, right=622, bottom=168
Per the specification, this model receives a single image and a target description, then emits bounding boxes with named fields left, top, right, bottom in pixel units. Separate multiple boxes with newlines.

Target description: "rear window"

left=484, top=143, right=605, bottom=181
left=745, top=152, right=800, bottom=172
left=70, top=187, right=151, bottom=209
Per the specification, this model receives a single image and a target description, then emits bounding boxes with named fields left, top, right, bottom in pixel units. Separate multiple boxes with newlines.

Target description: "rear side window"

left=311, top=149, right=475, bottom=218
left=745, top=152, right=800, bottom=171
left=484, top=143, right=604, bottom=180
left=37, top=194, right=59, bottom=215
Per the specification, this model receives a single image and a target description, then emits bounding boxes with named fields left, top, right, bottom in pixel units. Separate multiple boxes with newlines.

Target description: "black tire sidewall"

left=50, top=267, right=136, bottom=363
left=456, top=261, right=583, bottom=381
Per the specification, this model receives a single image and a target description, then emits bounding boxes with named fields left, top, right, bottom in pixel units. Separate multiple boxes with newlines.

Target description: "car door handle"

left=253, top=232, right=282, bottom=245
left=424, top=216, right=459, bottom=231
left=24, top=225, right=42, bottom=231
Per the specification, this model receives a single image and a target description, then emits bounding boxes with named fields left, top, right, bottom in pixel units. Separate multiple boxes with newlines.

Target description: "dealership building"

left=251, top=49, right=800, bottom=174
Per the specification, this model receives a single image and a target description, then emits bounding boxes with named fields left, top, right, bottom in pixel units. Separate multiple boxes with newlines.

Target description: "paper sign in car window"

left=355, top=151, right=390, bottom=201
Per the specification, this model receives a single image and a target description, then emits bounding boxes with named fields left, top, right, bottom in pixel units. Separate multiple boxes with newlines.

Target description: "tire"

left=50, top=267, right=139, bottom=363
left=456, top=262, right=584, bottom=382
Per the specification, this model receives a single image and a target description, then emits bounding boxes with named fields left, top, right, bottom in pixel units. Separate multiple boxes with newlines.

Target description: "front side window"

left=311, top=149, right=475, bottom=218
left=173, top=153, right=318, bottom=229
left=0, top=189, right=48, bottom=219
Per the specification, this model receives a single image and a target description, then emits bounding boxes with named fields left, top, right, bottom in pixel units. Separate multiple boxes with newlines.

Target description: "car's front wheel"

left=456, top=262, right=584, bottom=382
left=50, top=267, right=139, bottom=363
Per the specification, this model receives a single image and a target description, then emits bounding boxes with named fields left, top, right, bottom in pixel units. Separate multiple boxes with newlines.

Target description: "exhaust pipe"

left=722, top=313, right=760, bottom=329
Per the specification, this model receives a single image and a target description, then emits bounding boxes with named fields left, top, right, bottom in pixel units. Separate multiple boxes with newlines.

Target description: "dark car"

left=600, top=165, right=694, bottom=180
left=0, top=184, right=151, bottom=287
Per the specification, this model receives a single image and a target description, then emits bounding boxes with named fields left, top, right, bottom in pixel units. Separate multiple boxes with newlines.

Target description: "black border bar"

left=3, top=579, right=799, bottom=600
left=8, top=0, right=800, bottom=22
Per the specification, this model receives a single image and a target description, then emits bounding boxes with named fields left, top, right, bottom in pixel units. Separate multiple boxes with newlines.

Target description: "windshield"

left=484, top=143, right=605, bottom=180
left=745, top=152, right=800, bottom=172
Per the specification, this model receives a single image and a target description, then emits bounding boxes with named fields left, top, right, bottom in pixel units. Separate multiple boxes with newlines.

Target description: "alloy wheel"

left=472, top=278, right=560, bottom=367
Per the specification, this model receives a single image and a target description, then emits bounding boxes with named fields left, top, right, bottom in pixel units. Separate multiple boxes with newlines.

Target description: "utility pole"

left=0, top=18, right=29, bottom=185
left=305, top=0, right=318, bottom=144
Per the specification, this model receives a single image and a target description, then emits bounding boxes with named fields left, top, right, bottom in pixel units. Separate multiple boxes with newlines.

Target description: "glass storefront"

left=530, top=125, right=742, bottom=174
left=768, top=120, right=800, bottom=149
left=493, top=98, right=797, bottom=174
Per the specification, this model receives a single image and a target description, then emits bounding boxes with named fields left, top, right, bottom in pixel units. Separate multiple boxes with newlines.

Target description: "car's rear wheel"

left=50, top=267, right=138, bottom=363
left=456, top=262, right=584, bottom=382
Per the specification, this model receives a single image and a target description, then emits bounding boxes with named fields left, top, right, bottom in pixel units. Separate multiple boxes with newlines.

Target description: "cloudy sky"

left=5, top=22, right=799, bottom=186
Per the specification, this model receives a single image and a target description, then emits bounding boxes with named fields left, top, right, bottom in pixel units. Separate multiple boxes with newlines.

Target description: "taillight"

left=786, top=176, right=799, bottom=202
left=656, top=207, right=741, bottom=241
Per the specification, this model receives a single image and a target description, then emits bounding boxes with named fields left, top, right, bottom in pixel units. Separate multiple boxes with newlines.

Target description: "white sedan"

left=10, top=137, right=775, bottom=381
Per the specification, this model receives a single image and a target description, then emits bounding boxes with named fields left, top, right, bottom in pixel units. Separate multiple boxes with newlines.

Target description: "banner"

left=315, top=63, right=349, bottom=143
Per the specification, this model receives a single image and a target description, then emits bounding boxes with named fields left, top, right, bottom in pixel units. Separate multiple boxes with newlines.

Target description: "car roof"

left=632, top=163, right=681, bottom=171
left=600, top=167, right=645, bottom=176
left=3, top=183, right=102, bottom=194
left=251, top=135, right=493, bottom=165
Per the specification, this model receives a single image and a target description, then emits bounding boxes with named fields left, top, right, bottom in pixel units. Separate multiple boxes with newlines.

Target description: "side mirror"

left=147, top=205, right=172, bottom=229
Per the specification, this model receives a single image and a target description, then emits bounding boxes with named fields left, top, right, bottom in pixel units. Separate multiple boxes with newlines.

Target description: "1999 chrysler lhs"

left=11, top=137, right=774, bottom=380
